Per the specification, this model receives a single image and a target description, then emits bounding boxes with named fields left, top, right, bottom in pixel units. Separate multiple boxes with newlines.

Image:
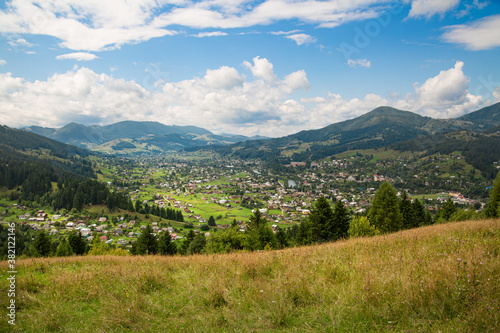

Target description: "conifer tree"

left=309, top=196, right=335, bottom=242
left=33, top=230, right=52, bottom=257
left=486, top=170, right=500, bottom=218
left=133, top=224, right=158, bottom=255
left=368, top=182, right=403, bottom=233
left=55, top=237, right=73, bottom=257
left=399, top=190, right=414, bottom=229
left=67, top=230, right=87, bottom=255
left=158, top=233, right=177, bottom=255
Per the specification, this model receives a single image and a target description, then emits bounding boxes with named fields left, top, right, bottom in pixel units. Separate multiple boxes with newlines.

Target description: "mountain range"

left=23, top=121, right=267, bottom=154
left=18, top=102, right=500, bottom=160
left=210, top=102, right=500, bottom=161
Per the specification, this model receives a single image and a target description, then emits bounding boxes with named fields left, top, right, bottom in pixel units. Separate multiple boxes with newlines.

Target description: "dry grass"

left=1, top=219, right=499, bottom=332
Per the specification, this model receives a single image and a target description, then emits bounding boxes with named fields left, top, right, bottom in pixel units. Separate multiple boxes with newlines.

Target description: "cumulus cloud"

left=56, top=52, right=98, bottom=61
left=395, top=61, right=482, bottom=118
left=0, top=58, right=489, bottom=137
left=243, top=56, right=279, bottom=84
left=408, top=0, right=460, bottom=18
left=442, top=15, right=500, bottom=51
left=347, top=58, right=371, bottom=68
left=7, top=38, right=34, bottom=48
left=0, top=60, right=6, bottom=65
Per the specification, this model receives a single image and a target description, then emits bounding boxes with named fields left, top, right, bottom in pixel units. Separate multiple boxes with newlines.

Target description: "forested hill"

left=206, top=103, right=500, bottom=162
left=0, top=125, right=96, bottom=200
left=391, top=129, right=500, bottom=179
left=0, top=125, right=91, bottom=158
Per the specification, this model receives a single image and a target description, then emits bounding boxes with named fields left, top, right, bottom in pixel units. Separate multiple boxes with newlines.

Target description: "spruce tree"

left=158, top=233, right=177, bottom=255
left=368, top=182, right=403, bottom=233
left=208, top=215, right=216, bottom=226
left=486, top=170, right=500, bottom=218
left=309, top=196, right=334, bottom=242
left=134, top=224, right=158, bottom=255
left=331, top=200, right=350, bottom=240
left=399, top=190, right=415, bottom=229
left=33, top=230, right=52, bottom=257
left=55, top=237, right=73, bottom=257
left=68, top=230, right=87, bottom=255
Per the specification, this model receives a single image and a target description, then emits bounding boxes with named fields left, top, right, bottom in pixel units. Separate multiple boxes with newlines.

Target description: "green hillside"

left=1, top=219, right=498, bottom=332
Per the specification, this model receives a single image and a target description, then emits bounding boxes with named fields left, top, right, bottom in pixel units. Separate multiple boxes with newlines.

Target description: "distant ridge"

left=210, top=102, right=500, bottom=161
left=23, top=121, right=266, bottom=153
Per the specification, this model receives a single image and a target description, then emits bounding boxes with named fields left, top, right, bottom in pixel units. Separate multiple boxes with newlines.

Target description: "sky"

left=0, top=0, right=499, bottom=137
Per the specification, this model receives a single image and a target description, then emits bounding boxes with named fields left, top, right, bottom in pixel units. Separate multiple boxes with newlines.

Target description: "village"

left=1, top=150, right=488, bottom=251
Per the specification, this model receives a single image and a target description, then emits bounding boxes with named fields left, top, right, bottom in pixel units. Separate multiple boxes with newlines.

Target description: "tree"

left=67, top=230, right=87, bottom=255
left=133, top=224, right=158, bottom=255
left=399, top=190, right=414, bottom=229
left=33, top=230, right=52, bottom=257
left=179, top=229, right=196, bottom=255
left=348, top=216, right=378, bottom=238
left=441, top=198, right=457, bottom=222
left=275, top=227, right=289, bottom=249
left=207, top=215, right=216, bottom=226
left=368, top=182, right=403, bottom=233
left=158, top=233, right=177, bottom=255
left=187, top=234, right=206, bottom=254
left=486, top=170, right=500, bottom=218
left=245, top=210, right=277, bottom=250
left=55, top=237, right=73, bottom=256
left=309, top=196, right=335, bottom=242
left=331, top=200, right=350, bottom=240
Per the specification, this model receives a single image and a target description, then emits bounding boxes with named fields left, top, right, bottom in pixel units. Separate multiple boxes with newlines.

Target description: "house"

left=169, top=233, right=178, bottom=240
left=100, top=236, right=108, bottom=242
left=98, top=217, right=107, bottom=223
left=115, top=228, right=123, bottom=236
left=66, top=222, right=75, bottom=228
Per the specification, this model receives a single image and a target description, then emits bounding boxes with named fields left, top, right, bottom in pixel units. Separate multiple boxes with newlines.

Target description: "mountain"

left=211, top=102, right=500, bottom=161
left=0, top=125, right=96, bottom=197
left=23, top=121, right=264, bottom=154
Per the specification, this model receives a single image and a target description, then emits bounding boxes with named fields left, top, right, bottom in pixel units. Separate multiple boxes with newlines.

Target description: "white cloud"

left=243, top=56, right=279, bottom=84
left=285, top=33, right=317, bottom=46
left=442, top=15, right=500, bottom=51
left=0, top=58, right=489, bottom=137
left=347, top=58, right=371, bottom=68
left=0, top=0, right=396, bottom=52
left=56, top=52, right=98, bottom=61
left=0, top=60, right=6, bottom=65
left=7, top=38, right=34, bottom=47
left=395, top=61, right=482, bottom=118
left=192, top=31, right=228, bottom=38
left=408, top=0, right=460, bottom=18
left=0, top=0, right=176, bottom=51
left=204, top=66, right=243, bottom=89
left=270, top=30, right=302, bottom=35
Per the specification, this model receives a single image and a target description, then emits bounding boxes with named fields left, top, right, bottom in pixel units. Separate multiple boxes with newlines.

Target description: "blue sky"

left=0, top=0, right=499, bottom=137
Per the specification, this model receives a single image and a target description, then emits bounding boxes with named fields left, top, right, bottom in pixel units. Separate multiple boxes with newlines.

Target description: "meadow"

left=1, top=219, right=499, bottom=332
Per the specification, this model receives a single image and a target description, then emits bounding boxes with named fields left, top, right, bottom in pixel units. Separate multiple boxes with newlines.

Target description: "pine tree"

left=67, top=230, right=87, bottom=255
left=399, top=190, right=414, bottom=229
left=55, top=237, right=73, bottom=257
left=368, top=182, right=403, bottom=233
left=134, top=224, right=158, bottom=255
left=187, top=234, right=206, bottom=254
left=309, top=196, right=335, bottom=242
left=486, top=170, right=500, bottom=218
left=441, top=198, right=456, bottom=221
left=331, top=200, right=350, bottom=240
left=412, top=199, right=427, bottom=227
left=275, top=227, right=289, bottom=249
left=33, top=230, right=52, bottom=257
left=208, top=215, right=216, bottom=226
left=180, top=229, right=196, bottom=255
left=158, top=233, right=177, bottom=255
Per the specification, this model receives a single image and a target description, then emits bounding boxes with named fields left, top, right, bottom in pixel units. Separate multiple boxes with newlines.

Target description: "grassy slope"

left=1, top=219, right=499, bottom=332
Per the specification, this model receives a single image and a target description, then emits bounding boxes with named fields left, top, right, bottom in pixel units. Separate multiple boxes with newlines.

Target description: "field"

left=1, top=219, right=499, bottom=332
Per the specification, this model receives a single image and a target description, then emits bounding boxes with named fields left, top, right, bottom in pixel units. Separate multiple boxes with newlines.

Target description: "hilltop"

left=1, top=219, right=499, bottom=332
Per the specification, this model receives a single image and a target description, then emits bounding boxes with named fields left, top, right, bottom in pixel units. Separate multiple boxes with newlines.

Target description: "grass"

left=1, top=219, right=499, bottom=332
